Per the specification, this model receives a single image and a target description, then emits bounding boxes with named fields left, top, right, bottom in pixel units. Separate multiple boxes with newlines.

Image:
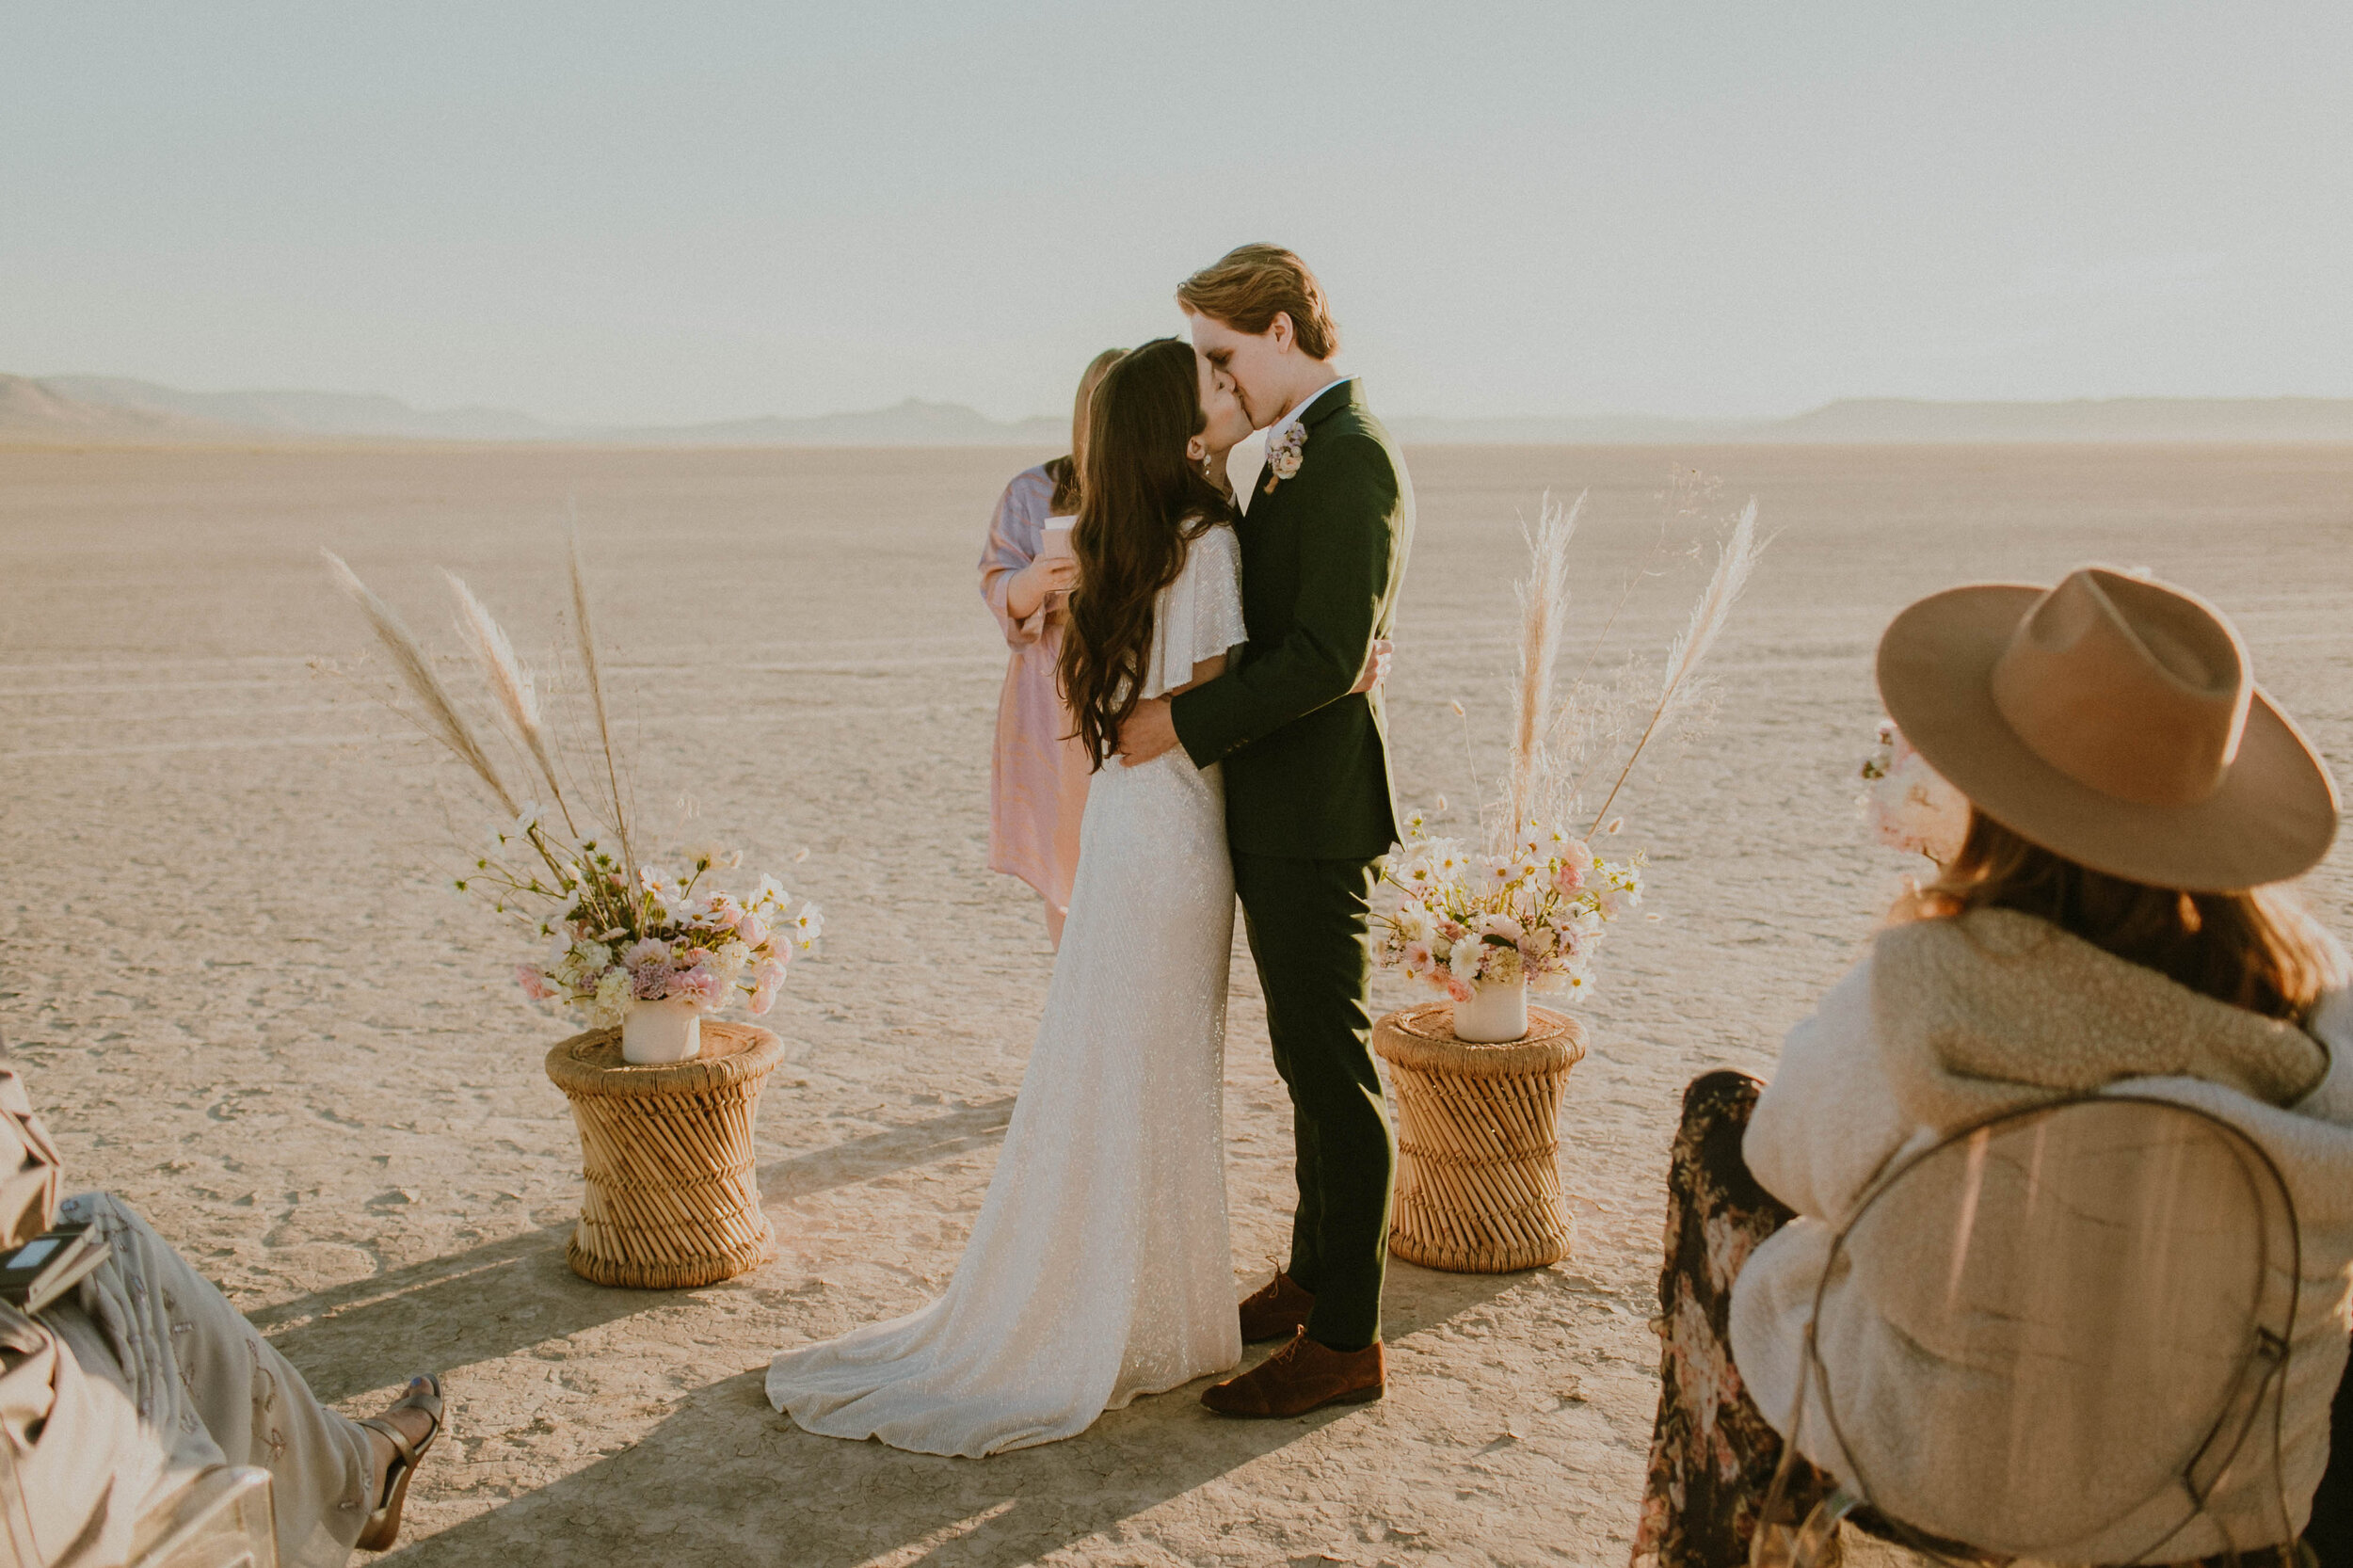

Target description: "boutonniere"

left=1262, top=423, right=1307, bottom=495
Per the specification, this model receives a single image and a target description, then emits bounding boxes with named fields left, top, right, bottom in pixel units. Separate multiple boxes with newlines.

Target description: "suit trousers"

left=1232, top=851, right=1393, bottom=1352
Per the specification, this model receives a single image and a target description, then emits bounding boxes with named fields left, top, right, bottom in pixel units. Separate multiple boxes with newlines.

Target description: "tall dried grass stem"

left=445, top=570, right=578, bottom=836
left=567, top=518, right=636, bottom=889
left=1507, top=490, right=1582, bottom=837
left=1586, top=499, right=1764, bottom=835
left=320, top=549, right=520, bottom=816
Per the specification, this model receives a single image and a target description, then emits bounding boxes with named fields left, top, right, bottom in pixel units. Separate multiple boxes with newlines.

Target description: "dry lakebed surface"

left=3, top=440, right=2347, bottom=1566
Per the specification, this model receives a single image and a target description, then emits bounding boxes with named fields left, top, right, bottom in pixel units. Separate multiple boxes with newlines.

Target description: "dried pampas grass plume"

left=1587, top=499, right=1763, bottom=834
left=566, top=517, right=635, bottom=885
left=1508, top=490, right=1582, bottom=834
left=444, top=570, right=575, bottom=834
left=320, top=548, right=520, bottom=816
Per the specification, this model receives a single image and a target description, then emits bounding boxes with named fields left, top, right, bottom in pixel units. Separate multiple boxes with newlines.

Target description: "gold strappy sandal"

left=355, top=1373, right=443, bottom=1553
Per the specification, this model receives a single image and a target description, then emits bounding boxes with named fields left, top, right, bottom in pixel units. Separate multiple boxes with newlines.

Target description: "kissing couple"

left=767, top=245, right=1416, bottom=1456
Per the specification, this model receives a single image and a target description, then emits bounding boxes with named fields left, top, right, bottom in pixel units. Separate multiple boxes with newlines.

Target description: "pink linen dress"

left=978, top=462, right=1093, bottom=943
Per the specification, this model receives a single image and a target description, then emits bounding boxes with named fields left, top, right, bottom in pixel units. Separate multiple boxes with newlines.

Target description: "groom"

left=1119, top=244, right=1414, bottom=1417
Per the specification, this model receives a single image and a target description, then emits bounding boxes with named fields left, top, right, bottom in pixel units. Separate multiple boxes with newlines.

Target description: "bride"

left=767, top=337, right=1265, bottom=1456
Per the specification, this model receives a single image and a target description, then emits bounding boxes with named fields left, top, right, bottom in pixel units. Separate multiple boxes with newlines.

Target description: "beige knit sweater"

left=1729, top=908, right=2353, bottom=1560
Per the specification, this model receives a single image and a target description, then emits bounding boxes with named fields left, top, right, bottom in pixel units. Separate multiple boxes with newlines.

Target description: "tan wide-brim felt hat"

left=1877, top=566, right=2338, bottom=891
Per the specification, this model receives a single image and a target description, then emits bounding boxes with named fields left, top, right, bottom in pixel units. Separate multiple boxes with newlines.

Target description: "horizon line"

left=18, top=371, right=2353, bottom=435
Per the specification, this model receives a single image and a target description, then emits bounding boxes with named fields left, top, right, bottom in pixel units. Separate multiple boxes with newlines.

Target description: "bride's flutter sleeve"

left=1138, top=525, right=1246, bottom=701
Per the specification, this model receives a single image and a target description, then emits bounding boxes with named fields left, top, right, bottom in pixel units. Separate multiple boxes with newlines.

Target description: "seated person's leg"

left=1631, top=1071, right=1831, bottom=1568
left=57, top=1191, right=409, bottom=1566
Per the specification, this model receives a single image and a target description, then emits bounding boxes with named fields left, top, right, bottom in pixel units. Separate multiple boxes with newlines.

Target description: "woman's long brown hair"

left=1908, top=809, right=2346, bottom=1022
left=1056, top=338, right=1233, bottom=767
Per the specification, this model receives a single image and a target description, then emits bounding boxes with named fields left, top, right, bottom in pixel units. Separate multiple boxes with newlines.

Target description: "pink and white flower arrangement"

left=1373, top=815, right=1641, bottom=1003
left=320, top=529, right=824, bottom=1034
left=1384, top=485, right=1759, bottom=1018
left=497, top=832, right=823, bottom=1028
left=1860, top=719, right=1968, bottom=864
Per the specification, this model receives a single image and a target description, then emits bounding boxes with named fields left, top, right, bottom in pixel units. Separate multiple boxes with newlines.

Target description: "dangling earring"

left=1200, top=452, right=1216, bottom=477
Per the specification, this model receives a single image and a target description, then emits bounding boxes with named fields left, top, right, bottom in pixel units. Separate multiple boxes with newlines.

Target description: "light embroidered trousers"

left=48, top=1192, right=376, bottom=1568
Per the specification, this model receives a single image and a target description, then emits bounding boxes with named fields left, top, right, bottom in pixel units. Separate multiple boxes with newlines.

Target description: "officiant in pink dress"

left=978, top=348, right=1121, bottom=947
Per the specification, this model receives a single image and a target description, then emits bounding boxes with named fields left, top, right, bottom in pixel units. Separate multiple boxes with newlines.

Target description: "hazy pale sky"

left=7, top=3, right=2349, bottom=424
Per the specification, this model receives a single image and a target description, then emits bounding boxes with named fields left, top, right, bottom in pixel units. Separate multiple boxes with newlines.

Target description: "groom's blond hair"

left=1176, top=245, right=1340, bottom=360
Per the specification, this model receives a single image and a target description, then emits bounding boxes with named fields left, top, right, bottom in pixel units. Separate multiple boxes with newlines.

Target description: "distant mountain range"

left=1393, top=398, right=2353, bottom=443
left=5, top=375, right=1069, bottom=446
left=7, top=373, right=2353, bottom=447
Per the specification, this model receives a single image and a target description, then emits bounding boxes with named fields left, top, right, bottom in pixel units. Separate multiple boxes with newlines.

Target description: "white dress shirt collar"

left=1265, top=374, right=1353, bottom=441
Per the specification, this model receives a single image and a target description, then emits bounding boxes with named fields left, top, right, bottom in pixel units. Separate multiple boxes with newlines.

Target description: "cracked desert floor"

left=3, top=441, right=2347, bottom=1567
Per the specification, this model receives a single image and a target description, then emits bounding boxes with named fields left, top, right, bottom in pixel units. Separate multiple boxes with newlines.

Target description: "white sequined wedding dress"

left=766, top=521, right=1248, bottom=1456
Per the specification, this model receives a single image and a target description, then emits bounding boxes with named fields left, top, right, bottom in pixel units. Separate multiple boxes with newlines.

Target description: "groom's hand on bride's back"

left=1351, top=639, right=1393, bottom=696
left=1115, top=697, right=1180, bottom=764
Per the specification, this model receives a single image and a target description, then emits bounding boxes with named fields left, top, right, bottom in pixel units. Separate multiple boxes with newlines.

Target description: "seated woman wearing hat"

left=1629, top=568, right=2353, bottom=1567
left=0, top=1035, right=444, bottom=1566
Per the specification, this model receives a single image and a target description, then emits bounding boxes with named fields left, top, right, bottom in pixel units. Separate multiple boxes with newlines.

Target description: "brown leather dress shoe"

left=1237, top=1271, right=1316, bottom=1342
left=1201, top=1329, right=1385, bottom=1417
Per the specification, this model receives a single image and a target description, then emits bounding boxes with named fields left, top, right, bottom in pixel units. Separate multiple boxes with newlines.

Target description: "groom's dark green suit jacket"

left=1170, top=379, right=1412, bottom=857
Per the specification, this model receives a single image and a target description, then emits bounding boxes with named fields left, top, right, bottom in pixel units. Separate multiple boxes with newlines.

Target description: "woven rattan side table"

left=1373, top=1000, right=1587, bottom=1273
left=544, top=1019, right=786, bottom=1288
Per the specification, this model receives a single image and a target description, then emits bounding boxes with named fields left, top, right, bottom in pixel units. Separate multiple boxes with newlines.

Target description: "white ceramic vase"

left=1450, top=979, right=1530, bottom=1044
left=621, top=996, right=703, bottom=1064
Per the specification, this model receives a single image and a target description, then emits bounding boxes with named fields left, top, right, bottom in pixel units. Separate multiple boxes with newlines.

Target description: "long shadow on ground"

left=258, top=1100, right=1016, bottom=1401
left=261, top=1096, right=1526, bottom=1564
left=385, top=1266, right=1520, bottom=1568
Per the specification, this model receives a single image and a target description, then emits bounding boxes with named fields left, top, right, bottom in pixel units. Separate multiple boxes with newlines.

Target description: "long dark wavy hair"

left=1905, top=808, right=2347, bottom=1022
left=1056, top=338, right=1234, bottom=767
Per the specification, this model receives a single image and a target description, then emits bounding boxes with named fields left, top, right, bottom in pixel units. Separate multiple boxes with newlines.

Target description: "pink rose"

left=516, top=965, right=554, bottom=1002
left=736, top=914, right=770, bottom=949
left=1444, top=976, right=1473, bottom=1003
left=747, top=956, right=789, bottom=1015
left=1552, top=861, right=1585, bottom=895
left=674, top=966, right=723, bottom=1008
